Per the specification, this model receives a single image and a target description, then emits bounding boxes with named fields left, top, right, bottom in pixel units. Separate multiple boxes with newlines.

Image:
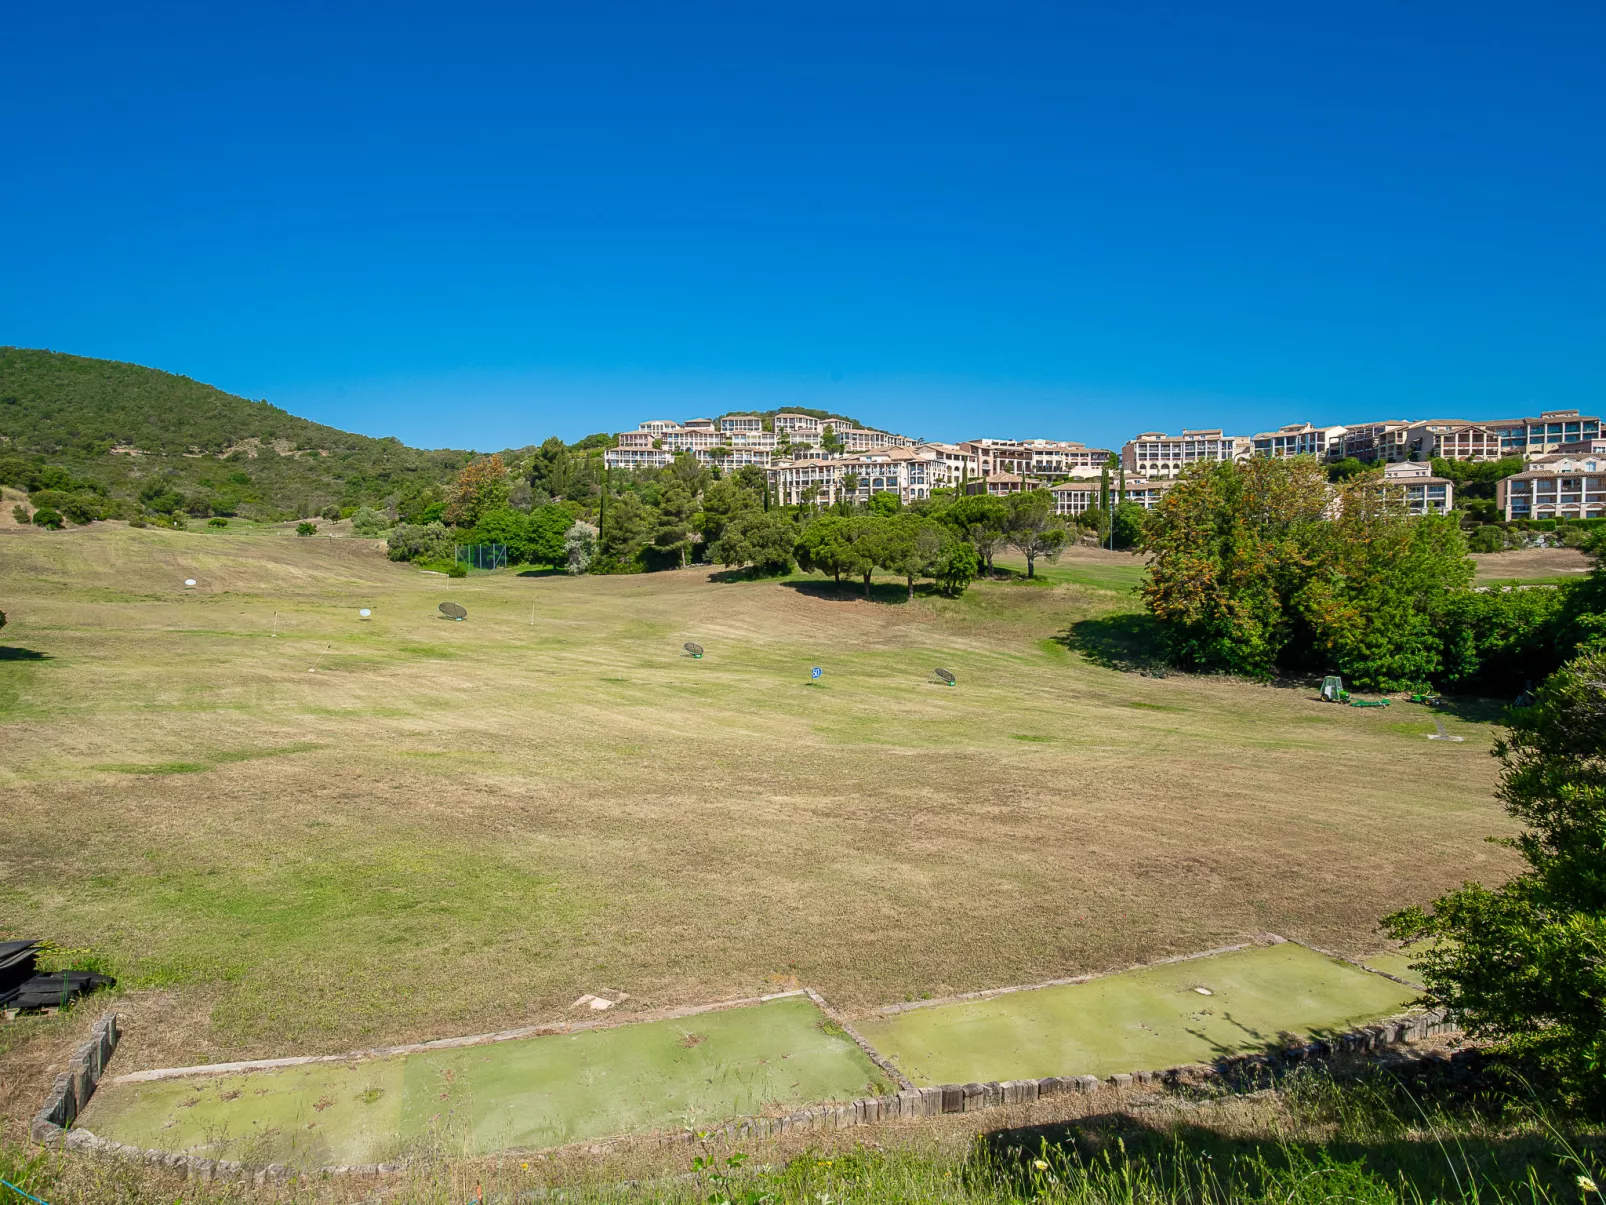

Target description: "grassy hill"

left=0, top=347, right=475, bottom=522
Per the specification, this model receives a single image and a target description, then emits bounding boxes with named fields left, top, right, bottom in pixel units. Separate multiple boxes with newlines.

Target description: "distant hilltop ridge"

left=0, top=347, right=477, bottom=522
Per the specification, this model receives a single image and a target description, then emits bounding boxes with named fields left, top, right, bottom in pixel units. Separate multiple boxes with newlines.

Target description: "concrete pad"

left=79, top=996, right=890, bottom=1166
left=856, top=943, right=1417, bottom=1087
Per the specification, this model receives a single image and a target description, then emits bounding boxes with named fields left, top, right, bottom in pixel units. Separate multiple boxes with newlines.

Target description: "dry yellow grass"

left=0, top=523, right=1512, bottom=1085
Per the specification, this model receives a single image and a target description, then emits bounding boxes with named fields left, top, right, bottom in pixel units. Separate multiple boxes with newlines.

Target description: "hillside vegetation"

left=0, top=347, right=474, bottom=521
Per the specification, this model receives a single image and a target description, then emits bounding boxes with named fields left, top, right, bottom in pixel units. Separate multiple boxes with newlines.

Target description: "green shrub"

left=1468, top=525, right=1506, bottom=553
left=349, top=506, right=389, bottom=537
left=207, top=516, right=229, bottom=528
left=31, top=506, right=63, bottom=529
left=11, top=504, right=29, bottom=524
left=319, top=504, right=342, bottom=520
left=127, top=516, right=147, bottom=528
left=447, top=562, right=467, bottom=578
left=387, top=521, right=455, bottom=563
left=296, top=521, right=317, bottom=536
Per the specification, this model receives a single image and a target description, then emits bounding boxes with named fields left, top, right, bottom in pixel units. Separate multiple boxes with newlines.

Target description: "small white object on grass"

left=1193, top=987, right=1213, bottom=996
left=359, top=608, right=372, bottom=619
left=184, top=579, right=197, bottom=587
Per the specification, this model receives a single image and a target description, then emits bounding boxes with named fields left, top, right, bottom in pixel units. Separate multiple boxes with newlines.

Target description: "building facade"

left=1121, top=430, right=1251, bottom=477
left=1487, top=410, right=1601, bottom=458
left=1402, top=420, right=1500, bottom=462
left=1496, top=453, right=1606, bottom=521
left=768, top=448, right=953, bottom=507
left=1251, top=423, right=1347, bottom=459
left=1375, top=461, right=1454, bottom=514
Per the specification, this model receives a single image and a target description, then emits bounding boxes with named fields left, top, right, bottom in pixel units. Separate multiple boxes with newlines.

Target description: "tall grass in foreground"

left=3, top=1068, right=1602, bottom=1203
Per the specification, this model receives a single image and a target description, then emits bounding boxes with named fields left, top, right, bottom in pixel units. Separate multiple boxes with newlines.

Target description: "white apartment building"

left=919, top=442, right=981, bottom=481
left=1402, top=420, right=1500, bottom=462
left=772, top=412, right=916, bottom=454
left=1497, top=453, right=1606, bottom=520
left=1375, top=461, right=1454, bottom=514
left=768, top=448, right=953, bottom=507
left=606, top=417, right=778, bottom=471
left=1121, top=430, right=1251, bottom=477
left=1251, top=423, right=1347, bottom=459
left=1487, top=410, right=1601, bottom=458
left=1049, top=476, right=1171, bottom=516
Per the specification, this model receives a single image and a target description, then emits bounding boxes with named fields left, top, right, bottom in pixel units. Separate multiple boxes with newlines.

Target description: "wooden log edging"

left=37, top=1007, right=1457, bottom=1183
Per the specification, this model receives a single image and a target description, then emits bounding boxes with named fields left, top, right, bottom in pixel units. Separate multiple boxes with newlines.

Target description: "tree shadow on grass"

left=779, top=578, right=948, bottom=605
left=514, top=567, right=566, bottom=578
left=0, top=647, right=50, bottom=661
left=1053, top=613, right=1167, bottom=672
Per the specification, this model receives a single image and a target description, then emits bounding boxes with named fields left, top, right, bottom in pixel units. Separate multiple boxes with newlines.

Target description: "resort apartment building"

left=1401, top=420, right=1500, bottom=462
left=1486, top=410, right=1601, bottom=458
left=1338, top=422, right=1412, bottom=463
left=1375, top=461, right=1454, bottom=514
left=1251, top=423, right=1348, bottom=459
left=768, top=447, right=953, bottom=507
left=1049, top=476, right=1171, bottom=516
left=1121, top=430, right=1251, bottom=477
left=605, top=412, right=915, bottom=472
left=1496, top=452, right=1606, bottom=521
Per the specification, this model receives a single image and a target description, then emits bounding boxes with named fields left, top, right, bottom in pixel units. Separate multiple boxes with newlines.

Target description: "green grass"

left=858, top=944, right=1418, bottom=1086
left=0, top=525, right=1513, bottom=1074
left=81, top=996, right=890, bottom=1165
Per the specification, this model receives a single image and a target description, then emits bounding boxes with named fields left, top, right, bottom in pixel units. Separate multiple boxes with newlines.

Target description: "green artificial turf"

left=79, top=996, right=891, bottom=1166
left=856, top=943, right=1418, bottom=1086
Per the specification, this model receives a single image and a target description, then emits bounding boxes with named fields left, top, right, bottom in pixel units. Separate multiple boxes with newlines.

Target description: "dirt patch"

left=1472, top=547, right=1591, bottom=582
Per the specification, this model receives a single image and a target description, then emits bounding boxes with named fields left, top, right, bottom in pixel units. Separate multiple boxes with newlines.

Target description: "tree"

left=444, top=454, right=511, bottom=527
left=564, top=520, right=598, bottom=574
left=932, top=540, right=980, bottom=595
left=946, top=495, right=1008, bottom=575
left=698, top=477, right=761, bottom=548
left=528, top=437, right=575, bottom=500
left=864, top=514, right=950, bottom=601
left=599, top=491, right=652, bottom=565
left=32, top=507, right=63, bottom=529
left=866, top=491, right=902, bottom=517
left=387, top=522, right=454, bottom=564
left=710, top=510, right=797, bottom=576
left=1005, top=490, right=1068, bottom=579
left=653, top=479, right=699, bottom=567
left=465, top=506, right=529, bottom=560
left=1140, top=458, right=1331, bottom=678
left=526, top=504, right=575, bottom=567
left=796, top=516, right=872, bottom=586
left=1110, top=501, right=1147, bottom=550
left=821, top=424, right=844, bottom=455
left=350, top=507, right=389, bottom=537
left=1297, top=499, right=1472, bottom=690
left=1386, top=651, right=1606, bottom=1105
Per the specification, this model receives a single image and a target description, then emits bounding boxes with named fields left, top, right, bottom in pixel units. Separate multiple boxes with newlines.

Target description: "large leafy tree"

left=444, top=454, right=511, bottom=527
left=1140, top=458, right=1331, bottom=678
left=710, top=510, right=798, bottom=576
left=946, top=495, right=1008, bottom=575
left=653, top=479, right=700, bottom=567
left=1297, top=501, right=1472, bottom=690
left=1005, top=489, right=1068, bottom=579
left=795, top=516, right=870, bottom=585
left=697, top=477, right=761, bottom=547
left=1386, top=652, right=1606, bottom=1105
left=871, top=514, right=952, bottom=601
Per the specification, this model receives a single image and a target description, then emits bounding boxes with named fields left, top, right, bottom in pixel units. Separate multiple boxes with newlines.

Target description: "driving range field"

left=0, top=523, right=1514, bottom=1135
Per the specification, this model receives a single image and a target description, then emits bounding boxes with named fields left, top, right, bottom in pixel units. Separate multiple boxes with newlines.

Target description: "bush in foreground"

left=1388, top=649, right=1606, bottom=1106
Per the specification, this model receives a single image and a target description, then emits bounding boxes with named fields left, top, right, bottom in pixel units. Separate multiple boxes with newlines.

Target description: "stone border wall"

left=31, top=1012, right=120, bottom=1144
left=36, top=1006, right=1456, bottom=1184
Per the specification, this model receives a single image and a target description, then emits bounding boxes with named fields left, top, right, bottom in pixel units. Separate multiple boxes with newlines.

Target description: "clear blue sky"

left=3, top=2, right=1601, bottom=452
